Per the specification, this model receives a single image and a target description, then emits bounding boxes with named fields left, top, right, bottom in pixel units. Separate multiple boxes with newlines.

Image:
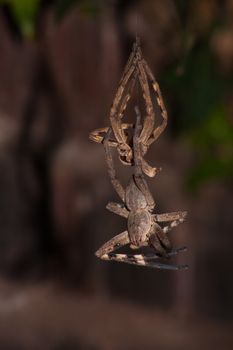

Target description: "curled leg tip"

left=95, top=250, right=101, bottom=258
left=145, top=166, right=162, bottom=178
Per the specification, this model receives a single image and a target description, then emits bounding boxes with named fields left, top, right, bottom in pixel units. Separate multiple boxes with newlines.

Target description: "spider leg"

left=108, top=246, right=187, bottom=264
left=110, top=64, right=136, bottom=144
left=106, top=252, right=188, bottom=270
left=113, top=70, right=138, bottom=165
left=149, top=223, right=172, bottom=255
left=142, top=59, right=168, bottom=146
left=110, top=42, right=140, bottom=147
left=118, top=70, right=138, bottom=120
left=149, top=215, right=187, bottom=257
left=89, top=123, right=133, bottom=145
left=112, top=246, right=187, bottom=262
left=132, top=107, right=155, bottom=208
left=162, top=218, right=186, bottom=234
left=149, top=231, right=168, bottom=256
left=140, top=158, right=161, bottom=178
left=137, top=56, right=155, bottom=146
left=95, top=230, right=129, bottom=259
left=119, top=37, right=140, bottom=85
left=115, top=37, right=140, bottom=124
left=103, top=128, right=125, bottom=202
left=89, top=126, right=118, bottom=145
left=154, top=211, right=187, bottom=222
left=106, top=202, right=129, bottom=218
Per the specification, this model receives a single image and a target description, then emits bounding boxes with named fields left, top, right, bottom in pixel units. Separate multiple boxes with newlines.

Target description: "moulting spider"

left=89, top=37, right=168, bottom=178
left=95, top=107, right=188, bottom=270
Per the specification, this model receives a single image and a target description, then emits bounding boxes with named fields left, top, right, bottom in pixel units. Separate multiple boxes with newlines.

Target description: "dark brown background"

left=0, top=0, right=232, bottom=349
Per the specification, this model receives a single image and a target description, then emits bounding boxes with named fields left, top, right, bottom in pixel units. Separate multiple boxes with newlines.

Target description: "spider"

left=95, top=106, right=188, bottom=270
left=89, top=37, right=168, bottom=178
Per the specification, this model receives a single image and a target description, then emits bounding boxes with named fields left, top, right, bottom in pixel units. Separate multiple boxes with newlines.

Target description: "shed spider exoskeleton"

left=89, top=37, right=168, bottom=178
left=95, top=107, right=188, bottom=270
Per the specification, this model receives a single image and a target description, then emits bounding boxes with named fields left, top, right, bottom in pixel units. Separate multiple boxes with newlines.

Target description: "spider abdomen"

left=128, top=209, right=151, bottom=247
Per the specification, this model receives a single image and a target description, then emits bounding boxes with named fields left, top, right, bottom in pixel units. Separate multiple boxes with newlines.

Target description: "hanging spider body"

left=95, top=107, right=188, bottom=270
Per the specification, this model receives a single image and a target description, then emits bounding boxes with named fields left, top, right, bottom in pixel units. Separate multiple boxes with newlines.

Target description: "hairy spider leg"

left=133, top=106, right=155, bottom=207
left=151, top=220, right=173, bottom=252
left=108, top=246, right=187, bottom=262
left=162, top=218, right=186, bottom=234
left=106, top=202, right=129, bottom=218
left=136, top=56, right=155, bottom=147
left=110, top=42, right=141, bottom=147
left=97, top=225, right=188, bottom=270
left=103, top=127, right=125, bottom=202
left=95, top=230, right=129, bottom=258
left=154, top=211, right=187, bottom=222
left=92, top=39, right=141, bottom=150
left=142, top=59, right=168, bottom=146
left=89, top=123, right=133, bottom=145
left=118, top=37, right=140, bottom=86
left=105, top=250, right=188, bottom=270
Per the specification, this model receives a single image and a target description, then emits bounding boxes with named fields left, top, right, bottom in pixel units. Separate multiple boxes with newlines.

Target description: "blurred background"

left=0, top=0, right=232, bottom=349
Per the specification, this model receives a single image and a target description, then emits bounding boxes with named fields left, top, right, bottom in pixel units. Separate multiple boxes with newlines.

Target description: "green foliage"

left=187, top=106, right=233, bottom=191
left=0, top=0, right=40, bottom=37
left=0, top=0, right=99, bottom=37
left=186, top=106, right=233, bottom=191
left=164, top=42, right=233, bottom=190
left=161, top=1, right=233, bottom=190
left=191, top=106, right=233, bottom=147
left=163, top=41, right=228, bottom=131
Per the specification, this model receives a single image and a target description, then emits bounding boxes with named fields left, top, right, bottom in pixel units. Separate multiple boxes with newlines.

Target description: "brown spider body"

left=125, top=176, right=153, bottom=248
left=128, top=209, right=152, bottom=248
left=95, top=107, right=188, bottom=270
